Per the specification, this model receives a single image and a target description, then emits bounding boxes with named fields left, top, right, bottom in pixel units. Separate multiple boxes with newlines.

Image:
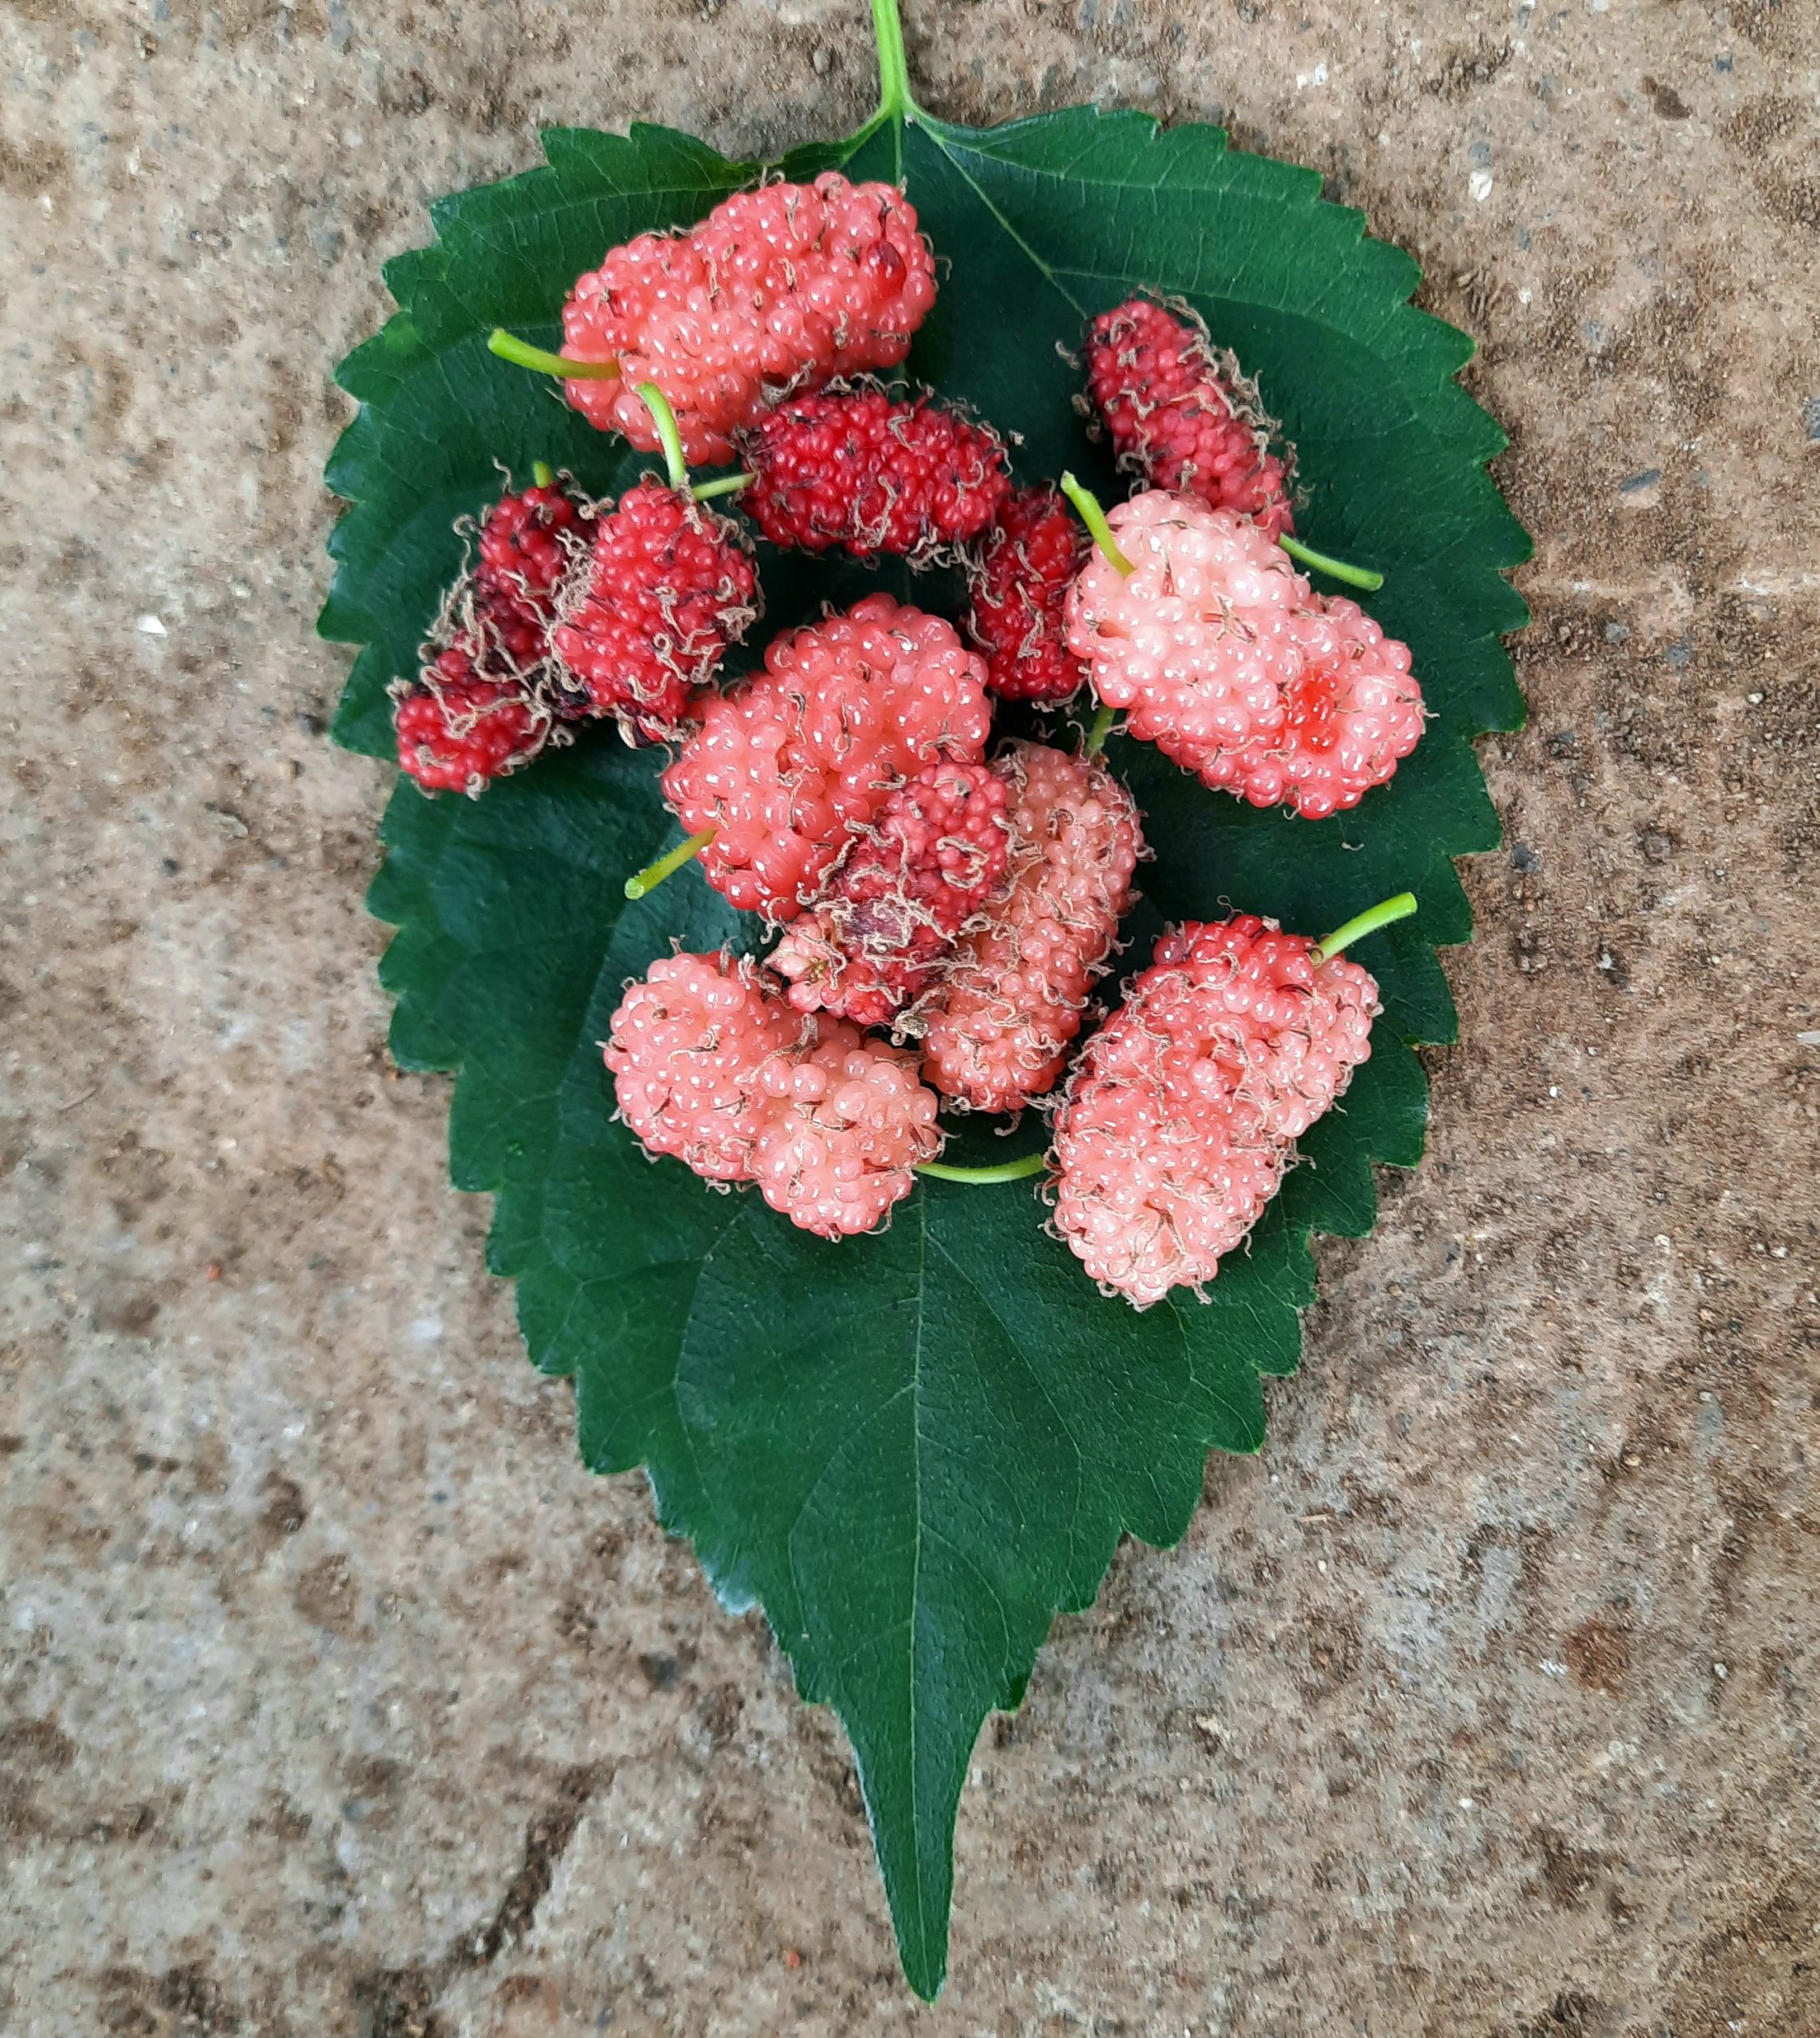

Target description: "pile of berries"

left=387, top=174, right=1432, bottom=1302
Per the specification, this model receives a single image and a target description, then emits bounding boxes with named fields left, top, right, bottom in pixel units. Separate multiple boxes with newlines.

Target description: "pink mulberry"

left=767, top=757, right=1013, bottom=1029
left=1064, top=492, right=1426, bottom=819
left=603, top=951, right=799, bottom=1183
left=1049, top=916, right=1382, bottom=1307
left=919, top=741, right=1143, bottom=1113
left=560, top=175, right=938, bottom=466
left=963, top=486, right=1090, bottom=704
left=1084, top=296, right=1295, bottom=540
left=551, top=480, right=758, bottom=744
left=738, top=383, right=1011, bottom=562
left=660, top=592, right=993, bottom=921
left=603, top=951, right=943, bottom=1235
left=749, top=1022, right=943, bottom=1238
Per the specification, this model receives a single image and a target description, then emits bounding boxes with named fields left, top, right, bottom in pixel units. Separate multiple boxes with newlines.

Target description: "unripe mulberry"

left=561, top=174, right=939, bottom=466
left=749, top=1022, right=943, bottom=1238
left=603, top=950, right=944, bottom=1236
left=1065, top=492, right=1426, bottom=819
left=476, top=478, right=585, bottom=607
left=768, top=757, right=1013, bottom=1029
left=1084, top=296, right=1295, bottom=540
left=738, top=383, right=1011, bottom=563
left=661, top=592, right=992, bottom=921
left=550, top=480, right=758, bottom=744
left=919, top=741, right=1143, bottom=1113
left=964, top=486, right=1089, bottom=703
left=1049, top=916, right=1381, bottom=1308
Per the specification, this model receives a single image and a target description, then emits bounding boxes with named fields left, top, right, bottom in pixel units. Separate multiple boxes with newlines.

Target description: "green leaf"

left=321, top=14, right=1525, bottom=1998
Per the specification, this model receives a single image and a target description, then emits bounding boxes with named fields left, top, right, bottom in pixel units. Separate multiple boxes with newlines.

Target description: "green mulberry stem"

left=624, top=828, right=716, bottom=902
left=1316, top=891, right=1417, bottom=963
left=1279, top=533, right=1385, bottom=592
left=691, top=472, right=754, bottom=502
left=488, top=329, right=621, bottom=381
left=531, top=461, right=556, bottom=489
left=1083, top=703, right=1117, bottom=757
left=916, top=1153, right=1047, bottom=1185
left=635, top=383, right=689, bottom=492
left=1059, top=472, right=1134, bottom=576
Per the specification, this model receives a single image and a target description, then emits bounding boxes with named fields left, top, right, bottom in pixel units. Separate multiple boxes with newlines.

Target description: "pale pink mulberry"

left=1049, top=916, right=1382, bottom=1307
left=604, top=951, right=944, bottom=1235
left=560, top=175, right=938, bottom=466
left=749, top=1022, right=943, bottom=1238
left=918, top=741, right=1143, bottom=1113
left=603, top=951, right=800, bottom=1183
left=1065, top=491, right=1425, bottom=819
left=660, top=592, right=993, bottom=922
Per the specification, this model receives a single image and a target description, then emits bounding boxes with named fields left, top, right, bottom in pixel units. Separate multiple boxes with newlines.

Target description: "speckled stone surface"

left=2, top=3, right=1816, bottom=2032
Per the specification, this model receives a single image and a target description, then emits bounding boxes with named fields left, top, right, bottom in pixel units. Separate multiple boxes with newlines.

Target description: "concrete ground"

left=2, top=1, right=1817, bottom=2032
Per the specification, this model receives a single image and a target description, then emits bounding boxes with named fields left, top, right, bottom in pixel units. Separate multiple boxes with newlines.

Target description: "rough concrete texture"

left=2, top=0, right=1817, bottom=2032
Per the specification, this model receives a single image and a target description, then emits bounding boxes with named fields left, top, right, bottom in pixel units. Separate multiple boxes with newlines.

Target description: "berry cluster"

left=382, top=178, right=1434, bottom=1288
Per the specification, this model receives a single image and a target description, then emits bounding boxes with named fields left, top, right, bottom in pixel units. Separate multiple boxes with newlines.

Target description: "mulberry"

left=660, top=592, right=992, bottom=920
left=964, top=486, right=1090, bottom=703
left=767, top=757, right=1013, bottom=1029
left=558, top=175, right=938, bottom=466
left=1049, top=914, right=1384, bottom=1307
left=919, top=741, right=1143, bottom=1113
left=1064, top=490, right=1425, bottom=818
left=1084, top=295, right=1295, bottom=540
left=738, top=383, right=1011, bottom=562
left=551, top=479, right=757, bottom=744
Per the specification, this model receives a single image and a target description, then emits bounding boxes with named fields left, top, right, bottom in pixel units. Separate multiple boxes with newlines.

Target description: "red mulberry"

left=963, top=486, right=1090, bottom=703
left=1084, top=296, right=1295, bottom=540
left=767, top=757, right=1013, bottom=1029
left=738, top=383, right=1011, bottom=562
left=550, top=480, right=758, bottom=744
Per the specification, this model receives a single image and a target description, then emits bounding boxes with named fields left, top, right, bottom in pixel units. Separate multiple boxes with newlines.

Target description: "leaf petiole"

left=488, top=328, right=621, bottom=381
left=1059, top=472, right=1134, bottom=576
left=916, top=1153, right=1047, bottom=1185
left=624, top=827, right=716, bottom=901
left=1278, top=533, right=1384, bottom=591
left=870, top=0, right=914, bottom=121
left=1316, top=891, right=1418, bottom=962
